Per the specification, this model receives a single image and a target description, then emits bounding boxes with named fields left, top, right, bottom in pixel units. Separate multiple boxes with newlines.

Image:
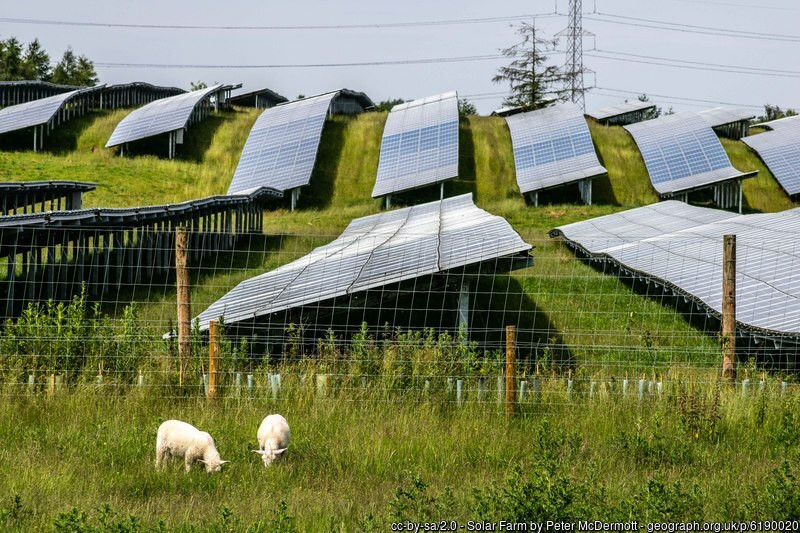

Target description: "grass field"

left=1, top=107, right=799, bottom=529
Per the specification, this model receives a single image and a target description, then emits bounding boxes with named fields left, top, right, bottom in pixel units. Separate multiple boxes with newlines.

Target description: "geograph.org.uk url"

left=389, top=521, right=800, bottom=533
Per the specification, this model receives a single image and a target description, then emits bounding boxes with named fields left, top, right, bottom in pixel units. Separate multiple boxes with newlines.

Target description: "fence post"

left=505, top=325, right=516, bottom=416
left=722, top=234, right=737, bottom=382
left=176, top=226, right=191, bottom=387
left=208, top=319, right=219, bottom=401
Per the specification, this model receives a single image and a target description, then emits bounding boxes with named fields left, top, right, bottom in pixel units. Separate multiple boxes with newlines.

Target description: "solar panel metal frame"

left=742, top=122, right=800, bottom=196
left=624, top=112, right=755, bottom=197
left=505, top=102, right=607, bottom=195
left=229, top=87, right=288, bottom=108
left=195, top=193, right=532, bottom=330
left=751, top=115, right=800, bottom=131
left=371, top=91, right=460, bottom=198
left=550, top=200, right=800, bottom=340
left=105, top=83, right=226, bottom=147
left=586, top=101, right=656, bottom=123
left=227, top=91, right=340, bottom=194
left=0, top=85, right=104, bottom=135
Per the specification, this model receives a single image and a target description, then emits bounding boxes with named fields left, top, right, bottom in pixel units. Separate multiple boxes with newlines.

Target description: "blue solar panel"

left=106, top=84, right=224, bottom=147
left=372, top=92, right=459, bottom=198
left=0, top=86, right=103, bottom=135
left=228, top=92, right=337, bottom=194
left=625, top=112, right=751, bottom=196
left=505, top=103, right=606, bottom=194
left=743, top=122, right=800, bottom=196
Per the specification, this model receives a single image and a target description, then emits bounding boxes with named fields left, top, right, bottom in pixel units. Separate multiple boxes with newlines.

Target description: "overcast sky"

left=2, top=0, right=797, bottom=114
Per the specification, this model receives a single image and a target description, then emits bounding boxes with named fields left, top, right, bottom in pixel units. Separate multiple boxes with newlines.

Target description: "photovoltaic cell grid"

left=371, top=91, right=459, bottom=198
left=742, top=121, right=800, bottom=195
left=624, top=112, right=748, bottom=196
left=697, top=107, right=755, bottom=128
left=195, top=194, right=532, bottom=330
left=0, top=87, right=100, bottom=135
left=106, top=84, right=223, bottom=147
left=505, top=102, right=606, bottom=194
left=550, top=201, right=800, bottom=338
left=585, top=101, right=656, bottom=123
left=227, top=92, right=337, bottom=194
left=752, top=115, right=800, bottom=131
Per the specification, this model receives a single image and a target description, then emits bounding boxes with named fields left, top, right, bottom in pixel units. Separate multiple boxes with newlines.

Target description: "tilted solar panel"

left=697, top=107, right=754, bottom=128
left=227, top=92, right=337, bottom=194
left=550, top=201, right=800, bottom=338
left=624, top=112, right=752, bottom=196
left=105, top=84, right=223, bottom=147
left=371, top=91, right=459, bottom=198
left=586, top=101, right=656, bottom=123
left=195, top=193, right=532, bottom=330
left=752, top=115, right=800, bottom=131
left=742, top=122, right=800, bottom=195
left=0, top=87, right=101, bottom=135
left=506, top=102, right=606, bottom=195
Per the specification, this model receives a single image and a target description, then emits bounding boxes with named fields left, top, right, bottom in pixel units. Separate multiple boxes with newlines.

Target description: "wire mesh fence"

left=0, top=223, right=797, bottom=403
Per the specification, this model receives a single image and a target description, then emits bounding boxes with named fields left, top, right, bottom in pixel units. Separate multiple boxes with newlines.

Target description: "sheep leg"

left=155, top=447, right=167, bottom=469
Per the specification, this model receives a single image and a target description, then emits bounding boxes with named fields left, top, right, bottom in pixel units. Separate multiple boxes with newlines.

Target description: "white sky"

left=2, top=0, right=797, bottom=114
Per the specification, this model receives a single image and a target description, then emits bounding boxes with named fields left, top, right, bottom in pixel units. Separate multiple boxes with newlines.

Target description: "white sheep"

left=155, top=420, right=229, bottom=473
left=252, top=414, right=291, bottom=466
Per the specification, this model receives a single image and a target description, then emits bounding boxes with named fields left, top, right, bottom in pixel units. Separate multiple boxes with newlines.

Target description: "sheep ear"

left=274, top=448, right=287, bottom=455
left=252, top=450, right=267, bottom=455
left=197, top=459, right=206, bottom=464
left=220, top=460, right=230, bottom=465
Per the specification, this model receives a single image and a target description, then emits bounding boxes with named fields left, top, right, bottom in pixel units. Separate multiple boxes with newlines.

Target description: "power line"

left=586, top=52, right=800, bottom=79
left=595, top=12, right=800, bottom=41
left=666, top=0, right=800, bottom=12
left=594, top=86, right=767, bottom=109
left=94, top=54, right=507, bottom=70
left=585, top=15, right=800, bottom=43
left=595, top=49, right=800, bottom=76
left=0, top=13, right=559, bottom=31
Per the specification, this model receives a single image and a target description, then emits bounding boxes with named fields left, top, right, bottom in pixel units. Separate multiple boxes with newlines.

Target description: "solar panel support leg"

left=738, top=180, right=743, bottom=214
left=385, top=195, right=391, bottom=209
left=530, top=192, right=538, bottom=207
left=458, top=280, right=470, bottom=339
left=291, top=188, right=299, bottom=212
left=33, top=127, right=37, bottom=152
left=440, top=182, right=444, bottom=200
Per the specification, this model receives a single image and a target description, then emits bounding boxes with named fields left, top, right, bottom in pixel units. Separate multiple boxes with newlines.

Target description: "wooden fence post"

left=505, top=325, right=517, bottom=416
left=176, top=226, right=190, bottom=387
left=208, top=319, right=219, bottom=401
left=722, top=234, right=736, bottom=382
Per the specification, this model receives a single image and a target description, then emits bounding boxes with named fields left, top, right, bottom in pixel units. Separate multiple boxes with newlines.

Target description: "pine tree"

left=0, top=37, right=24, bottom=80
left=21, top=39, right=51, bottom=80
left=492, top=22, right=567, bottom=111
left=51, top=47, right=98, bottom=86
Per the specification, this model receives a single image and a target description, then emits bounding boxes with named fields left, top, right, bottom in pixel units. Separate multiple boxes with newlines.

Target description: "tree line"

left=0, top=37, right=98, bottom=86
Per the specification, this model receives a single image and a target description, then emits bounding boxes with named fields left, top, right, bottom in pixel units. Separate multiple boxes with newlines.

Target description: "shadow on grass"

left=300, top=118, right=347, bottom=210
left=122, top=112, right=229, bottom=161
left=0, top=111, right=112, bottom=155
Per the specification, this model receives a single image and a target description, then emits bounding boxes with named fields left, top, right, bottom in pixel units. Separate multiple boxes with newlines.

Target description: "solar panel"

left=371, top=91, right=459, bottom=198
left=0, top=87, right=101, bottom=135
left=551, top=201, right=800, bottom=338
left=586, top=101, right=656, bottom=124
left=742, top=121, right=800, bottom=195
left=697, top=107, right=755, bottom=128
left=195, top=193, right=532, bottom=330
left=105, top=84, right=224, bottom=147
left=751, top=115, right=800, bottom=131
left=227, top=92, right=338, bottom=194
left=624, top=112, right=753, bottom=197
left=505, top=102, right=606, bottom=196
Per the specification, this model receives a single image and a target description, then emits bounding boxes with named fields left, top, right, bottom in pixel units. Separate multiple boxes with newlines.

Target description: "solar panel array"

left=742, top=120, right=800, bottom=195
left=585, top=101, right=656, bottom=124
left=697, top=107, right=755, bottom=128
left=550, top=201, right=800, bottom=337
left=505, top=102, right=606, bottom=195
left=195, top=194, right=532, bottom=329
left=227, top=92, right=338, bottom=194
left=106, top=84, right=223, bottom=147
left=752, top=115, right=800, bottom=131
left=0, top=87, right=100, bottom=135
left=624, top=112, right=751, bottom=196
left=371, top=91, right=459, bottom=198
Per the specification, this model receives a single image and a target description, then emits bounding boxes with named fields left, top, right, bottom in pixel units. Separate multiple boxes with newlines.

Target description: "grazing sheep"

left=155, top=420, right=229, bottom=473
left=252, top=414, right=291, bottom=466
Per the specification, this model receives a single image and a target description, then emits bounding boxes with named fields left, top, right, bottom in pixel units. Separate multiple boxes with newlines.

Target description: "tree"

left=51, top=47, right=98, bottom=86
left=190, top=81, right=208, bottom=91
left=377, top=98, right=405, bottom=112
left=21, top=39, right=51, bottom=80
left=758, top=104, right=797, bottom=123
left=492, top=21, right=567, bottom=111
left=636, top=94, right=661, bottom=120
left=0, top=37, right=24, bottom=80
left=458, top=98, right=477, bottom=116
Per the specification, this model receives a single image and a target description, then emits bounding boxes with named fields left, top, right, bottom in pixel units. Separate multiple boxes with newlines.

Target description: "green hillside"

left=0, top=107, right=797, bottom=370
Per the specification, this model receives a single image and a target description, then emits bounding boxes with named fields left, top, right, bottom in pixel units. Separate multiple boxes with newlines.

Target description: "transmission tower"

left=559, top=0, right=592, bottom=110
